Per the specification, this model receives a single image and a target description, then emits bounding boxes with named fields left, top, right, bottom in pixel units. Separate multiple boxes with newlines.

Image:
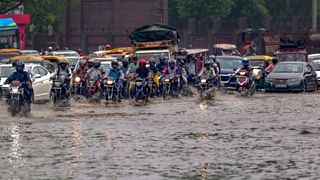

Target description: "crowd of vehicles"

left=2, top=24, right=320, bottom=117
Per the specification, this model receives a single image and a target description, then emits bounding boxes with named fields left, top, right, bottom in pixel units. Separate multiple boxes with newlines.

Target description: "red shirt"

left=265, top=64, right=275, bottom=72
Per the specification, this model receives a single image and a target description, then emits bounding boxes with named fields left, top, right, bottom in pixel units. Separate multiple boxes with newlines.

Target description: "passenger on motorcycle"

left=128, top=57, right=139, bottom=96
left=209, top=55, right=220, bottom=74
left=149, top=58, right=160, bottom=87
left=50, top=60, right=72, bottom=98
left=4, top=61, right=33, bottom=103
left=162, top=60, right=180, bottom=77
left=198, top=60, right=217, bottom=86
left=121, top=56, right=130, bottom=75
left=104, top=60, right=125, bottom=89
left=87, top=59, right=103, bottom=80
left=176, top=59, right=188, bottom=87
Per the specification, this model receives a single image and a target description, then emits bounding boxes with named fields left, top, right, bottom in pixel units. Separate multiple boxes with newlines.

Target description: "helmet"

left=149, top=57, right=156, bottom=64
left=15, top=61, right=25, bottom=72
left=242, top=58, right=249, bottom=67
left=204, top=60, right=212, bottom=65
left=93, top=59, right=101, bottom=68
left=159, top=56, right=167, bottom=63
left=123, top=56, right=129, bottom=63
left=88, top=59, right=94, bottom=68
left=58, top=60, right=68, bottom=67
left=209, top=55, right=216, bottom=61
left=272, top=57, right=278, bottom=65
left=168, top=60, right=175, bottom=65
left=139, top=59, right=147, bottom=68
left=79, top=60, right=86, bottom=67
left=48, top=46, right=53, bottom=51
left=111, top=60, right=119, bottom=68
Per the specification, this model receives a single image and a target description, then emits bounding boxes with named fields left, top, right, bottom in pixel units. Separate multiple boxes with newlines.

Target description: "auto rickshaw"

left=247, top=55, right=272, bottom=89
left=0, top=48, right=20, bottom=64
left=42, top=56, right=69, bottom=73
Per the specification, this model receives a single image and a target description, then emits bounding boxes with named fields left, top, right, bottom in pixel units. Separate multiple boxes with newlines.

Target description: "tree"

left=176, top=0, right=235, bottom=19
left=23, top=0, right=79, bottom=32
left=0, top=0, right=23, bottom=14
left=229, top=0, right=268, bottom=27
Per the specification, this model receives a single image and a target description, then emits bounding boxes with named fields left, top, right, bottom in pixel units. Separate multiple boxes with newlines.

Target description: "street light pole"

left=312, top=0, right=317, bottom=32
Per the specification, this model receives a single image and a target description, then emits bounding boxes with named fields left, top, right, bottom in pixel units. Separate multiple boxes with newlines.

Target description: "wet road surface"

left=1, top=92, right=320, bottom=179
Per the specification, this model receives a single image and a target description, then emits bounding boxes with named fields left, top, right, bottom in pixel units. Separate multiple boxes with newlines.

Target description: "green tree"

left=176, top=0, right=235, bottom=18
left=229, top=0, right=268, bottom=27
left=24, top=0, right=79, bottom=32
left=0, top=0, right=23, bottom=14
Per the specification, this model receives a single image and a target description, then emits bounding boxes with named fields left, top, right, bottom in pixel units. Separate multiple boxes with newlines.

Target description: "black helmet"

left=168, top=60, right=175, bottom=65
left=149, top=58, right=156, bottom=64
left=15, top=61, right=25, bottom=72
left=111, top=60, right=118, bottom=67
left=93, top=59, right=101, bottom=68
left=88, top=59, right=94, bottom=68
left=272, top=57, right=278, bottom=65
left=58, top=60, right=68, bottom=67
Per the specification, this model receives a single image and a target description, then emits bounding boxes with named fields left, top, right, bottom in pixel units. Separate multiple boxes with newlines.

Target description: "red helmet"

left=139, top=59, right=147, bottom=67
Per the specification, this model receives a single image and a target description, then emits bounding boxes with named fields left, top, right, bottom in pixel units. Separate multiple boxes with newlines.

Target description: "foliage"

left=24, top=0, right=80, bottom=31
left=176, top=0, right=235, bottom=19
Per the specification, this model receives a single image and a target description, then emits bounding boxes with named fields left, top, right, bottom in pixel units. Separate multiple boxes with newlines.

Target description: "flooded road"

left=1, top=93, right=320, bottom=179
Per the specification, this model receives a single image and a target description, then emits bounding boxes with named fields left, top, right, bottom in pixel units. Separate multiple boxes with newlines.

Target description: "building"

left=58, top=0, right=168, bottom=52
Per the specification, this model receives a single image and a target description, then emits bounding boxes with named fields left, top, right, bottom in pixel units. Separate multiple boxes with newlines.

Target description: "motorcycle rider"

left=127, top=56, right=139, bottom=97
left=235, top=58, right=253, bottom=89
left=4, top=61, right=33, bottom=104
left=87, top=59, right=95, bottom=69
left=72, top=59, right=88, bottom=95
left=50, top=60, right=72, bottom=98
left=135, top=59, right=151, bottom=98
left=176, top=59, right=188, bottom=87
left=149, top=58, right=160, bottom=96
left=265, top=57, right=278, bottom=72
left=104, top=60, right=125, bottom=97
left=198, top=60, right=217, bottom=86
left=121, top=56, right=130, bottom=75
left=156, top=56, right=168, bottom=73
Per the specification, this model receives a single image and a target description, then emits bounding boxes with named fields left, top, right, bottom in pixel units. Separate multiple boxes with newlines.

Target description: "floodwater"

left=1, top=92, right=320, bottom=179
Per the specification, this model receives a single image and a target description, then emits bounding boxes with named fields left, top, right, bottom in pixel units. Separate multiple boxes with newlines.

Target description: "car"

left=48, top=50, right=80, bottom=70
left=265, top=62, right=317, bottom=92
left=0, top=64, right=52, bottom=102
left=19, top=50, right=40, bottom=56
left=310, top=60, right=320, bottom=88
left=216, top=56, right=243, bottom=90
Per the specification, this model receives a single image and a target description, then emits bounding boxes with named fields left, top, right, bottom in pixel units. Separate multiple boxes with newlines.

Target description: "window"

left=32, top=67, right=40, bottom=75
left=38, top=66, right=48, bottom=76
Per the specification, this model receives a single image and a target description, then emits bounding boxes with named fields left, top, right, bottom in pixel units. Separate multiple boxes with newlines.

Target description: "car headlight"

left=201, top=79, right=207, bottom=83
left=75, top=77, right=81, bottom=83
left=288, top=78, right=300, bottom=83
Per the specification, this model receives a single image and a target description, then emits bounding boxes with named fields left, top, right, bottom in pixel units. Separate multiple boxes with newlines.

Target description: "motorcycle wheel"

left=10, top=99, right=19, bottom=117
left=22, top=101, right=31, bottom=117
left=162, top=86, right=168, bottom=100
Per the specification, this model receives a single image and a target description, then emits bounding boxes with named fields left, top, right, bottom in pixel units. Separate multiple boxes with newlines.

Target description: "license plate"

left=275, top=83, right=287, bottom=88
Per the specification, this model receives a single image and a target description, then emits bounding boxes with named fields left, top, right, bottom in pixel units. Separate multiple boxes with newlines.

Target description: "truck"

left=129, top=24, right=181, bottom=63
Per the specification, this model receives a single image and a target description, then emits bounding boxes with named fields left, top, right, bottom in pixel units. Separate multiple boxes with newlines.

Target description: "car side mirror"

left=35, top=74, right=41, bottom=78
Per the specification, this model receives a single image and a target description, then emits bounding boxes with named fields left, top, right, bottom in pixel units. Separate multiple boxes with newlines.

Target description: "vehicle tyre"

left=10, top=99, right=19, bottom=117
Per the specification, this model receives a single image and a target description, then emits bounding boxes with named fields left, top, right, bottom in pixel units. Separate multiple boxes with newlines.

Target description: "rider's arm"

left=119, top=70, right=125, bottom=80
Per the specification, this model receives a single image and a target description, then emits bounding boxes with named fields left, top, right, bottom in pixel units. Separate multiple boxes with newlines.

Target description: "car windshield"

left=55, top=52, right=79, bottom=57
left=276, top=54, right=306, bottom=62
left=311, top=61, right=320, bottom=71
left=20, top=51, right=40, bottom=56
left=136, top=52, right=169, bottom=64
left=0, top=66, right=15, bottom=77
left=273, top=63, right=304, bottom=73
left=216, top=57, right=242, bottom=69
left=101, top=63, right=111, bottom=72
left=250, top=60, right=265, bottom=68
left=65, top=57, right=79, bottom=67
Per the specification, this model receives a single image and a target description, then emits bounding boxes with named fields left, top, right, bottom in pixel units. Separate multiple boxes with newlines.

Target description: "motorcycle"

left=72, top=76, right=85, bottom=98
left=198, top=78, right=215, bottom=100
left=104, top=79, right=121, bottom=103
left=51, top=78, right=69, bottom=105
left=8, top=80, right=30, bottom=117
left=236, top=71, right=256, bottom=96
left=162, top=76, right=179, bottom=100
left=87, top=75, right=103, bottom=101
left=135, top=78, right=149, bottom=102
left=149, top=74, right=160, bottom=98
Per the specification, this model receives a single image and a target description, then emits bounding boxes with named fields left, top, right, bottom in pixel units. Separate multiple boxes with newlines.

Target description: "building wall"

left=62, top=0, right=168, bottom=52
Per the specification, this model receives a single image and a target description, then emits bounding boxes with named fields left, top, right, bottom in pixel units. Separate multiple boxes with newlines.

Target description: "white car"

left=310, top=59, right=320, bottom=88
left=48, top=50, right=80, bottom=70
left=0, top=64, right=52, bottom=102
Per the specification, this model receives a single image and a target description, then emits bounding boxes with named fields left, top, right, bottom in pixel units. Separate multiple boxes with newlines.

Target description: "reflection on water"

left=8, top=123, right=23, bottom=168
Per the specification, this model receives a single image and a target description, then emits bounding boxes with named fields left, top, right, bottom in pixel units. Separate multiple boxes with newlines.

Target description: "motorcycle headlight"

left=240, top=72, right=246, bottom=76
left=107, top=80, right=114, bottom=85
left=164, top=78, right=170, bottom=82
left=75, top=77, right=81, bottom=83
left=11, top=87, right=19, bottom=93
left=201, top=79, right=207, bottom=83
